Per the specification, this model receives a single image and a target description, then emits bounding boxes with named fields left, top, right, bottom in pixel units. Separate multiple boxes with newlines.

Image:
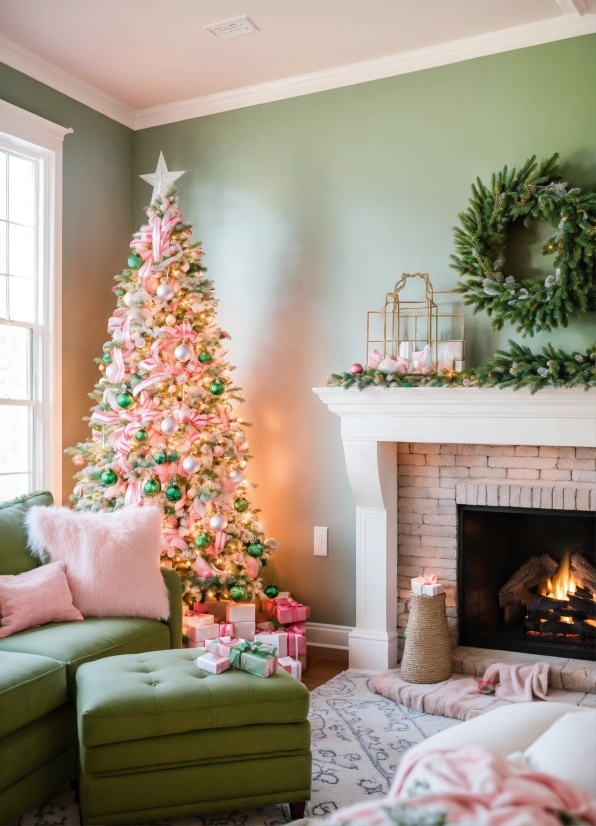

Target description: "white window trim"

left=0, top=98, right=72, bottom=504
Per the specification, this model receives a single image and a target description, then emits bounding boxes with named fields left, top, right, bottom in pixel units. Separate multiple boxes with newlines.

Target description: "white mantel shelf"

left=313, top=386, right=596, bottom=673
left=313, top=387, right=596, bottom=447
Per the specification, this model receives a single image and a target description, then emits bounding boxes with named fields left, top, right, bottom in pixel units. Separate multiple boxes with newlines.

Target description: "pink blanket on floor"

left=484, top=662, right=550, bottom=702
left=317, top=747, right=596, bottom=826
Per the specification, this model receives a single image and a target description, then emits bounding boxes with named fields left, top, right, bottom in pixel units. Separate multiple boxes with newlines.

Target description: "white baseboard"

left=306, top=622, right=353, bottom=650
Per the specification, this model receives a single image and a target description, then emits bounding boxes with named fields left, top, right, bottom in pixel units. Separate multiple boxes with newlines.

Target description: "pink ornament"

left=213, top=445, right=224, bottom=457
left=350, top=363, right=363, bottom=374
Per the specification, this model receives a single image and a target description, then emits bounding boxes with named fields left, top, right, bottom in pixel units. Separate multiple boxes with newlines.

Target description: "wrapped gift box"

left=411, top=575, right=444, bottom=596
left=196, top=652, right=230, bottom=675
left=191, top=603, right=210, bottom=614
left=233, top=621, right=255, bottom=641
left=286, top=623, right=307, bottom=657
left=208, top=636, right=242, bottom=657
left=231, top=641, right=278, bottom=678
left=184, top=614, right=215, bottom=629
left=203, top=600, right=232, bottom=621
left=275, top=599, right=310, bottom=624
left=254, top=630, right=288, bottom=658
left=226, top=603, right=256, bottom=623
left=278, top=656, right=302, bottom=680
left=186, top=623, right=221, bottom=643
left=257, top=621, right=274, bottom=631
left=219, top=621, right=234, bottom=636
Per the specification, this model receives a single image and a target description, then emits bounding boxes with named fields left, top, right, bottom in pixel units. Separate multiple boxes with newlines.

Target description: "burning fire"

left=538, top=553, right=577, bottom=624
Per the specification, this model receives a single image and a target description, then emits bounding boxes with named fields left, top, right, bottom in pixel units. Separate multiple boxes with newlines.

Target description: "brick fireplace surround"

left=395, top=442, right=596, bottom=654
left=314, top=386, right=596, bottom=674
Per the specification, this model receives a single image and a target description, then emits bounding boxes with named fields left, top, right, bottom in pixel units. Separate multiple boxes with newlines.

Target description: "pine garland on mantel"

left=327, top=341, right=596, bottom=393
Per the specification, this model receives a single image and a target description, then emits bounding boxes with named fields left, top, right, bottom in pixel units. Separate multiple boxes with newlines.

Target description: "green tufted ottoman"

left=75, top=648, right=311, bottom=824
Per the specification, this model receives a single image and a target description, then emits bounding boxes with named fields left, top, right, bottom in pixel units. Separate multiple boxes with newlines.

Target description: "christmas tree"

left=68, top=153, right=278, bottom=606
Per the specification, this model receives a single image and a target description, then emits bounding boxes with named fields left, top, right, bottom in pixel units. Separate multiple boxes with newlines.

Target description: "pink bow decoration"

left=367, top=349, right=383, bottom=369
left=412, top=575, right=438, bottom=587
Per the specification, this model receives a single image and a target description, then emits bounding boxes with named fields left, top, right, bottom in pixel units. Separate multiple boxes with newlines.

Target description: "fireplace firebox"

left=459, top=505, right=596, bottom=661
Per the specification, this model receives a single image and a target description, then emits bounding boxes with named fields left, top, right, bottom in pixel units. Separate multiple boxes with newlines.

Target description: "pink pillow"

left=25, top=506, right=169, bottom=621
left=0, top=560, right=83, bottom=638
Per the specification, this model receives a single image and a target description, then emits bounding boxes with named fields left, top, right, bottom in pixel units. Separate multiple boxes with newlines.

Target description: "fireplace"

left=459, top=505, right=596, bottom=660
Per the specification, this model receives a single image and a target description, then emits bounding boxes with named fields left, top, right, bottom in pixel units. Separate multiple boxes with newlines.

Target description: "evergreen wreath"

left=451, top=154, right=596, bottom=336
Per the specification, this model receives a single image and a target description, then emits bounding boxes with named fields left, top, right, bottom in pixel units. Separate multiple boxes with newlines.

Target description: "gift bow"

left=285, top=623, right=306, bottom=637
left=412, top=574, right=438, bottom=586
left=229, top=639, right=277, bottom=668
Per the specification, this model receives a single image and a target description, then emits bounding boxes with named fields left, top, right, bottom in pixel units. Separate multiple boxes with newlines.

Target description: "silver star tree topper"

left=140, top=152, right=185, bottom=203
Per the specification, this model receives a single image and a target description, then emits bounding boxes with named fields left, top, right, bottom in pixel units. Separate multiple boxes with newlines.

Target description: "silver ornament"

left=229, top=469, right=244, bottom=484
left=174, top=343, right=193, bottom=362
left=182, top=455, right=201, bottom=474
left=160, top=416, right=178, bottom=435
left=134, top=336, right=145, bottom=348
left=112, top=329, right=124, bottom=343
left=209, top=513, right=228, bottom=531
left=165, top=314, right=176, bottom=326
left=123, top=291, right=135, bottom=307
left=105, top=363, right=119, bottom=383
left=156, top=283, right=175, bottom=301
left=266, top=538, right=279, bottom=550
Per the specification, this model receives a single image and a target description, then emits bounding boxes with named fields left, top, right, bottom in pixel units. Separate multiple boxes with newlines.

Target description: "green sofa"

left=0, top=492, right=182, bottom=824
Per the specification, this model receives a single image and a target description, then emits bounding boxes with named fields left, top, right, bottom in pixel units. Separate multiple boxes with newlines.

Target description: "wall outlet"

left=314, top=526, right=328, bottom=556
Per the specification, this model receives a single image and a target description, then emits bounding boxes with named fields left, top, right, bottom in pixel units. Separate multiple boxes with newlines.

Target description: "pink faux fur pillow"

left=0, top=560, right=83, bottom=637
left=25, top=506, right=169, bottom=621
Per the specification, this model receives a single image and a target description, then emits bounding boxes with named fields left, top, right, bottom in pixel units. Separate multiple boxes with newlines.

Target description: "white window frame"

left=0, top=99, right=72, bottom=504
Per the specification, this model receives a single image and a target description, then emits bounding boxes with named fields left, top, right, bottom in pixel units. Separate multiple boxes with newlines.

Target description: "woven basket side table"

left=400, top=592, right=453, bottom=684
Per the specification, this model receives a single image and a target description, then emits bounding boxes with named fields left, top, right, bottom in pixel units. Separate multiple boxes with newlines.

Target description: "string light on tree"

left=66, top=153, right=279, bottom=605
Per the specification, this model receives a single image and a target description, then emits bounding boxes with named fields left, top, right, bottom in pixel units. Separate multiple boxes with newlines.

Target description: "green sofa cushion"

left=0, top=491, right=53, bottom=575
left=0, top=617, right=170, bottom=696
left=0, top=651, right=66, bottom=739
left=77, top=649, right=310, bottom=747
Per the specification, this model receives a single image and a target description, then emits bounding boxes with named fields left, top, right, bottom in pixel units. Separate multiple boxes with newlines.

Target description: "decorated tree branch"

left=450, top=154, right=596, bottom=336
left=327, top=341, right=596, bottom=394
left=67, top=154, right=278, bottom=606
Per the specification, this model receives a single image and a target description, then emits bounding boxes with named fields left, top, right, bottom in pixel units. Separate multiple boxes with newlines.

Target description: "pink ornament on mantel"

left=350, top=363, right=363, bottom=375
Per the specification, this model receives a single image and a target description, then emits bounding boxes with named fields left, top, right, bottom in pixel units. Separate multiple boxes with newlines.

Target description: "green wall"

left=0, top=64, right=134, bottom=505
left=135, top=35, right=596, bottom=628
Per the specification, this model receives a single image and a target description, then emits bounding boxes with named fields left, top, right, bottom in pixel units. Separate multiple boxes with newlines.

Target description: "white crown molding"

left=0, top=14, right=594, bottom=131
left=134, top=12, right=596, bottom=129
left=0, top=33, right=136, bottom=129
left=0, top=97, right=72, bottom=148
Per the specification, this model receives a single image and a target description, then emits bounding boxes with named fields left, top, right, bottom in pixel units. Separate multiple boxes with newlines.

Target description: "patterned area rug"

left=13, top=669, right=459, bottom=826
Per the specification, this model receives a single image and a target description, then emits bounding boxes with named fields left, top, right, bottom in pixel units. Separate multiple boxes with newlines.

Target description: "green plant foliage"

left=327, top=342, right=596, bottom=394
left=451, top=154, right=596, bottom=336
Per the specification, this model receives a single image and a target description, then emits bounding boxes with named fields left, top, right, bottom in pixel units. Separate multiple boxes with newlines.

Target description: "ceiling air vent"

left=205, top=16, right=259, bottom=41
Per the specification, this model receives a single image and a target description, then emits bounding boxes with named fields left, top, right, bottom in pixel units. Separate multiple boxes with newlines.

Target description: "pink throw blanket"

left=315, top=747, right=596, bottom=826
left=484, top=662, right=550, bottom=703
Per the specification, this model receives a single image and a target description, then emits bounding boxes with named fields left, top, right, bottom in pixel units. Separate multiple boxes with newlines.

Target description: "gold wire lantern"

left=366, top=273, right=465, bottom=374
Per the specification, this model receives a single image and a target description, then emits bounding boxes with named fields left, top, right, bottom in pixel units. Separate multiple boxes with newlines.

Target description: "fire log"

left=573, top=619, right=596, bottom=642
left=576, top=586, right=596, bottom=601
left=527, top=602, right=586, bottom=621
left=570, top=553, right=596, bottom=593
left=499, top=555, right=558, bottom=608
left=531, top=620, right=579, bottom=637
left=567, top=593, right=596, bottom=618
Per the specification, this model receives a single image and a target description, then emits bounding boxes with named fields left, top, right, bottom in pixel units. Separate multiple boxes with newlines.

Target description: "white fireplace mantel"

left=313, top=387, right=596, bottom=671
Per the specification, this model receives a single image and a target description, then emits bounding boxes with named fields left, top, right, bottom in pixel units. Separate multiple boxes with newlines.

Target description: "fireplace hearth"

left=459, top=505, right=596, bottom=660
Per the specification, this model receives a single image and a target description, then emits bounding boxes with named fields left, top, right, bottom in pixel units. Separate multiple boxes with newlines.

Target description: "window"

left=0, top=100, right=70, bottom=504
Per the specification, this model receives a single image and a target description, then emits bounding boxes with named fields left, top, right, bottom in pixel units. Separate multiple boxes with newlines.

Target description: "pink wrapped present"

left=192, top=603, right=210, bottom=614
left=233, top=620, right=255, bottom=641
left=208, top=636, right=241, bottom=657
left=275, top=598, right=310, bottom=624
left=278, top=656, right=302, bottom=680
left=226, top=603, right=256, bottom=622
left=196, top=652, right=230, bottom=674
left=286, top=623, right=307, bottom=657
left=186, top=622, right=220, bottom=643
left=411, top=574, right=444, bottom=596
left=219, top=621, right=234, bottom=636
left=184, top=614, right=215, bottom=628
left=254, top=629, right=288, bottom=657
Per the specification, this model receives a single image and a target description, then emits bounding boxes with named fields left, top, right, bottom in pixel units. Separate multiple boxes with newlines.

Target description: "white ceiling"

left=0, top=0, right=594, bottom=127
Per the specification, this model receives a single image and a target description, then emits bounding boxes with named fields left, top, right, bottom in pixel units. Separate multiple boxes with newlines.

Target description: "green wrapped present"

left=229, top=640, right=278, bottom=678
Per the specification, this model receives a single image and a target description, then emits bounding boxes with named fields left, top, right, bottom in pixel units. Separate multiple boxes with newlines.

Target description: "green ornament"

left=102, top=353, right=112, bottom=364
left=101, top=469, right=118, bottom=486
left=130, top=373, right=142, bottom=388
left=143, top=478, right=161, bottom=496
left=117, top=392, right=134, bottom=409
left=264, top=584, right=279, bottom=599
left=209, top=380, right=225, bottom=395
left=127, top=252, right=143, bottom=269
left=234, top=498, right=249, bottom=512
left=165, top=484, right=183, bottom=503
left=167, top=451, right=180, bottom=463
left=195, top=534, right=212, bottom=549
left=198, top=351, right=213, bottom=364
left=114, top=289, right=124, bottom=297
left=229, top=585, right=246, bottom=601
left=247, top=542, right=264, bottom=558
left=154, top=452, right=167, bottom=465
left=135, top=429, right=149, bottom=442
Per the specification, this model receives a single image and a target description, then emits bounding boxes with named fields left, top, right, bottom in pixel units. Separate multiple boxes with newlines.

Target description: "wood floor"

left=302, top=646, right=349, bottom=691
